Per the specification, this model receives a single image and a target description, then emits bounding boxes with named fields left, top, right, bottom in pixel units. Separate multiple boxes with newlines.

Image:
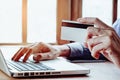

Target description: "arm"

left=54, top=42, right=107, bottom=60
left=66, top=42, right=107, bottom=60
left=12, top=40, right=107, bottom=62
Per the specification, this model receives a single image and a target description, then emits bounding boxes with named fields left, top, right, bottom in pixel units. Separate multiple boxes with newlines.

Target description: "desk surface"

left=0, top=62, right=120, bottom=80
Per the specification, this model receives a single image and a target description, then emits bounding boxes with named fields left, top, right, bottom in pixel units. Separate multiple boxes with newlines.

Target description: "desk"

left=0, top=62, right=120, bottom=80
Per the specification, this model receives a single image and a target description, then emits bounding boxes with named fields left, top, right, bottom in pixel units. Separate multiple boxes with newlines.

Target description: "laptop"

left=0, top=46, right=90, bottom=78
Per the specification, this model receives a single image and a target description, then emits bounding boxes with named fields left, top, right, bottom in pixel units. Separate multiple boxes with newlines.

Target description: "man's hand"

left=12, top=42, right=61, bottom=62
left=77, top=17, right=120, bottom=68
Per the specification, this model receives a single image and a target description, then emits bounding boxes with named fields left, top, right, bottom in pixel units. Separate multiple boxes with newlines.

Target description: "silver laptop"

left=0, top=46, right=90, bottom=78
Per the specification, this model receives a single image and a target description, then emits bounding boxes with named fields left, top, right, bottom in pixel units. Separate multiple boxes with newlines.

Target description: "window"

left=82, top=0, right=113, bottom=26
left=27, top=0, right=57, bottom=43
left=0, top=0, right=22, bottom=43
left=118, top=0, right=120, bottom=18
left=0, top=0, right=57, bottom=44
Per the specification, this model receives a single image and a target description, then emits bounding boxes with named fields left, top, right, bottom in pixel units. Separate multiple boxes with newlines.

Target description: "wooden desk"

left=0, top=62, right=120, bottom=80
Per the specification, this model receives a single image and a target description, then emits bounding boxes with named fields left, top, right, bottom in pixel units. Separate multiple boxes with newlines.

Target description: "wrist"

left=52, top=45, right=70, bottom=57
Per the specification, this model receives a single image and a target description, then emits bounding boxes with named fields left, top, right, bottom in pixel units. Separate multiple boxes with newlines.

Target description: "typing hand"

left=12, top=42, right=60, bottom=62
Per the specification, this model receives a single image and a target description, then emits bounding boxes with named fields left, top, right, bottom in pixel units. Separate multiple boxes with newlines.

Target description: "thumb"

left=77, top=17, right=109, bottom=29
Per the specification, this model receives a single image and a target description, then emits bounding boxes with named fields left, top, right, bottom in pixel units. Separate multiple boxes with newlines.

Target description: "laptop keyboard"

left=6, top=59, right=54, bottom=71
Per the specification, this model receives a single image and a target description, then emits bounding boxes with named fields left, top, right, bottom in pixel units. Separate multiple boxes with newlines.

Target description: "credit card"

left=61, top=20, right=94, bottom=42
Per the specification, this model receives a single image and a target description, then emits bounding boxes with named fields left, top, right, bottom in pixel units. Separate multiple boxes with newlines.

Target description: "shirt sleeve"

left=112, top=19, right=120, bottom=37
left=66, top=42, right=107, bottom=60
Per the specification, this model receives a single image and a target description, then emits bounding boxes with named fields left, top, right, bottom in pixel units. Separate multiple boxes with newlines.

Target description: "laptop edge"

left=0, top=49, right=90, bottom=78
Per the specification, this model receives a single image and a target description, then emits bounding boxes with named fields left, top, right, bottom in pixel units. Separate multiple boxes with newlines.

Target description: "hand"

left=77, top=17, right=120, bottom=68
left=12, top=42, right=61, bottom=62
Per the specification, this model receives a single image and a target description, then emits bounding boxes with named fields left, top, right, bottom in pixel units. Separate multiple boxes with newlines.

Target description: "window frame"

left=56, top=0, right=71, bottom=45
left=112, top=0, right=118, bottom=23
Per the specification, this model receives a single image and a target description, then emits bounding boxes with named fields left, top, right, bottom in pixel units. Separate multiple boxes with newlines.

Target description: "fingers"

left=101, top=50, right=112, bottom=61
left=12, top=43, right=36, bottom=62
left=39, top=42, right=51, bottom=52
left=11, top=42, right=51, bottom=62
left=91, top=43, right=105, bottom=59
left=23, top=48, right=33, bottom=62
left=12, top=47, right=28, bottom=61
left=77, top=17, right=95, bottom=24
left=33, top=47, right=60, bottom=62
left=33, top=52, right=58, bottom=62
left=87, top=35, right=110, bottom=59
left=86, top=27, right=109, bottom=40
left=12, top=48, right=33, bottom=62
left=77, top=17, right=109, bottom=29
left=87, top=36, right=103, bottom=52
left=33, top=53, right=49, bottom=62
left=33, top=54, right=42, bottom=63
left=12, top=47, right=23, bottom=60
left=86, top=27, right=98, bottom=39
left=30, top=42, right=50, bottom=53
left=12, top=42, right=59, bottom=62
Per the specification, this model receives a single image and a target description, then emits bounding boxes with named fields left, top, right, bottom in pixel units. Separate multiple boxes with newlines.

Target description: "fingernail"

left=33, top=54, right=42, bottom=62
left=94, top=54, right=100, bottom=59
